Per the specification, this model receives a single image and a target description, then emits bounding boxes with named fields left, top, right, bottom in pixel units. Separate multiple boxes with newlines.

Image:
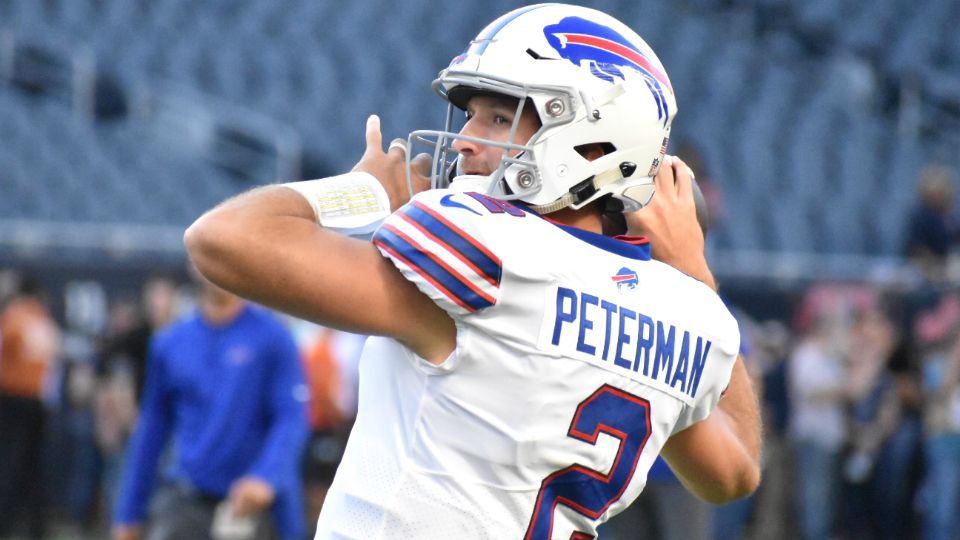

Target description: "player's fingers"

left=671, top=156, right=694, bottom=200
left=364, top=114, right=383, bottom=156
left=388, top=138, right=408, bottom=159
left=230, top=495, right=245, bottom=516
left=409, top=153, right=433, bottom=195
left=411, top=152, right=432, bottom=178
left=233, top=489, right=257, bottom=516
left=653, top=155, right=677, bottom=195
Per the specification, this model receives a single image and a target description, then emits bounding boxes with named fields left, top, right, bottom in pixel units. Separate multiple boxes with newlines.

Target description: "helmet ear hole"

left=574, top=142, right=616, bottom=161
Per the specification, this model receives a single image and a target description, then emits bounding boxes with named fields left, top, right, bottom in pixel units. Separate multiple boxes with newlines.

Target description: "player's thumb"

left=364, top=114, right=383, bottom=156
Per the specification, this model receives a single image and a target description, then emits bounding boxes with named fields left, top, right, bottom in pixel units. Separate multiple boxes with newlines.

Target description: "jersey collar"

left=516, top=203, right=652, bottom=261
left=553, top=224, right=652, bottom=261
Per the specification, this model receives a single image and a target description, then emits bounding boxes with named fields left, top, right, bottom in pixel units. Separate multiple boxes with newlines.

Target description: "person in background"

left=96, top=275, right=180, bottom=530
left=112, top=268, right=309, bottom=540
left=840, top=301, right=919, bottom=539
left=97, top=274, right=179, bottom=402
left=0, top=273, right=62, bottom=539
left=915, top=290, right=960, bottom=540
left=904, top=165, right=959, bottom=282
left=787, top=299, right=851, bottom=540
left=300, top=326, right=352, bottom=534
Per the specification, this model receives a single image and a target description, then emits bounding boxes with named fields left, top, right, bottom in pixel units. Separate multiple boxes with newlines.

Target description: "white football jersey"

left=315, top=189, right=740, bottom=539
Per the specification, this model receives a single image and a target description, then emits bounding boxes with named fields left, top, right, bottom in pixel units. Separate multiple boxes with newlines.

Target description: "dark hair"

left=16, top=275, right=44, bottom=297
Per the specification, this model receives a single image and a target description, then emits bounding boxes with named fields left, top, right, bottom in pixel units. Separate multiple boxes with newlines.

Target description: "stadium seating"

left=0, top=0, right=958, bottom=265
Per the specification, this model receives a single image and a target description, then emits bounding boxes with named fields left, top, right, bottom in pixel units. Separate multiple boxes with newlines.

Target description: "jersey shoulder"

left=648, top=260, right=740, bottom=347
left=374, top=190, right=521, bottom=316
left=651, top=269, right=741, bottom=432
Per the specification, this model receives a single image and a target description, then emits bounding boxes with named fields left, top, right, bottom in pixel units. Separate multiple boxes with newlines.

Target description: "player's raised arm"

left=184, top=116, right=454, bottom=364
left=628, top=157, right=761, bottom=503
left=660, top=354, right=762, bottom=503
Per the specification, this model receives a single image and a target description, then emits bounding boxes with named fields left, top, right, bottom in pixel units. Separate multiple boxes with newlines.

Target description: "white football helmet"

left=407, top=3, right=677, bottom=213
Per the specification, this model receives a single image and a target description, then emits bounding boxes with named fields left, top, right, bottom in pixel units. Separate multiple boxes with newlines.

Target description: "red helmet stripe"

left=562, top=33, right=672, bottom=92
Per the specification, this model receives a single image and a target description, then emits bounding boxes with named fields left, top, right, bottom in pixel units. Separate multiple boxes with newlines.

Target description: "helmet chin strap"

left=529, top=193, right=575, bottom=214
left=449, top=174, right=491, bottom=192
left=529, top=167, right=628, bottom=214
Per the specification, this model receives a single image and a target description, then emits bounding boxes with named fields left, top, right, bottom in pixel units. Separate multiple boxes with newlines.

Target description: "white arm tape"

left=282, top=172, right=391, bottom=237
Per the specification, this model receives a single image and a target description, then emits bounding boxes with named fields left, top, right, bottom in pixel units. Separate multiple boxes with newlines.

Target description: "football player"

left=186, top=4, right=761, bottom=538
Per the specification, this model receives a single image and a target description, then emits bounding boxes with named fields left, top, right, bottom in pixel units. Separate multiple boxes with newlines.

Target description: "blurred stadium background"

left=1, top=0, right=960, bottom=538
left=3, top=0, right=960, bottom=286
left=3, top=0, right=959, bottom=276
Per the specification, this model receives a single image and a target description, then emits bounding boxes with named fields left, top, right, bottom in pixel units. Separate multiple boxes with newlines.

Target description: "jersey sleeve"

left=373, top=191, right=503, bottom=317
left=671, top=306, right=741, bottom=435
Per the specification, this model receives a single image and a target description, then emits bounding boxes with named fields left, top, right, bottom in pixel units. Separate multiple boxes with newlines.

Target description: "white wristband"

left=282, top=172, right=391, bottom=237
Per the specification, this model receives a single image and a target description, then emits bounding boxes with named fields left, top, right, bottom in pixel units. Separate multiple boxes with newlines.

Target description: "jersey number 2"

left=524, top=384, right=652, bottom=540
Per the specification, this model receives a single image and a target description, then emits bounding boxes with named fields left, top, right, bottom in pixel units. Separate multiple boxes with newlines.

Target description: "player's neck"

left=199, top=293, right=246, bottom=326
left=547, top=205, right=603, bottom=235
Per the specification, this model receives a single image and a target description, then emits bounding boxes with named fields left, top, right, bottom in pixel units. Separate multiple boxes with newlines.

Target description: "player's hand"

left=112, top=524, right=142, bottom=540
left=626, top=156, right=715, bottom=289
left=352, top=114, right=431, bottom=211
left=228, top=476, right=276, bottom=517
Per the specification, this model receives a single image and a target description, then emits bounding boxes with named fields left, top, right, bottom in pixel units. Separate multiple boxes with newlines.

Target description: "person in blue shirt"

left=112, top=270, right=309, bottom=540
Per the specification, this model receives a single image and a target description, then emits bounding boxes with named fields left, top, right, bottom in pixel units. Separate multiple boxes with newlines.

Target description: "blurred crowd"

left=2, top=162, right=960, bottom=540
left=0, top=269, right=364, bottom=540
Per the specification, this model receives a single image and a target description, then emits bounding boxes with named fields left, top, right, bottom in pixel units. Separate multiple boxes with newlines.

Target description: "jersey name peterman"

left=539, top=284, right=712, bottom=405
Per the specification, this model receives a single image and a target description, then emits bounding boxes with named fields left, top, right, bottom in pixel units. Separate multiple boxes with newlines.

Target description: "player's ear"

left=574, top=143, right=612, bottom=162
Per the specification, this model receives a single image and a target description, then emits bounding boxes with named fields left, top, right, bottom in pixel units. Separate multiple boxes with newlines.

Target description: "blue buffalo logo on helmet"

left=544, top=16, right=672, bottom=124
left=611, top=267, right=639, bottom=292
